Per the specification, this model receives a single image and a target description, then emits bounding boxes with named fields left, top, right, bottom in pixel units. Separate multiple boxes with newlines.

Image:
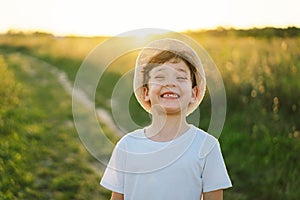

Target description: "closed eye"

left=177, top=76, right=188, bottom=80
left=154, top=76, right=165, bottom=79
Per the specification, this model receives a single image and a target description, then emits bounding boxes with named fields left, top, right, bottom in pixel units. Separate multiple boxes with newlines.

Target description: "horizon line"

left=1, top=25, right=299, bottom=38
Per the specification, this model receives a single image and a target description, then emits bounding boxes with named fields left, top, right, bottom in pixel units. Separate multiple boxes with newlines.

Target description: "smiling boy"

left=100, top=38, right=232, bottom=200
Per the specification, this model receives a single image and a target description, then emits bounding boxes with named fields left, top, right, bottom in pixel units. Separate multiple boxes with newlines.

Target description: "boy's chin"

left=150, top=104, right=186, bottom=116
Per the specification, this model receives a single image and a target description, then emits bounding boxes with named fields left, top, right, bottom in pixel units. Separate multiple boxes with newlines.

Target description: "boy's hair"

left=142, top=50, right=197, bottom=88
left=133, top=38, right=206, bottom=115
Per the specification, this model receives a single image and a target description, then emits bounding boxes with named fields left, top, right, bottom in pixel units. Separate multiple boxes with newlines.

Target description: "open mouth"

left=160, top=92, right=180, bottom=98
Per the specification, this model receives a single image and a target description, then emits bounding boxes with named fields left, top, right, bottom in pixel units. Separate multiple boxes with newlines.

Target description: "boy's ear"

left=190, top=86, right=200, bottom=104
left=143, top=86, right=150, bottom=102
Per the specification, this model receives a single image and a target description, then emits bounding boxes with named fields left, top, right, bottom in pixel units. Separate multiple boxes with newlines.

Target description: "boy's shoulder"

left=191, top=126, right=218, bottom=143
left=190, top=126, right=219, bottom=158
left=116, top=128, right=145, bottom=146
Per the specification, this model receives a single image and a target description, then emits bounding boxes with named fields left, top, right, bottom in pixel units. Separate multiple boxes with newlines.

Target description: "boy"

left=100, top=38, right=232, bottom=200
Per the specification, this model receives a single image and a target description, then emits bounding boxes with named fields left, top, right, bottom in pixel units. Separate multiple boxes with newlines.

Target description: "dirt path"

left=21, top=54, right=123, bottom=137
left=6, top=52, right=123, bottom=175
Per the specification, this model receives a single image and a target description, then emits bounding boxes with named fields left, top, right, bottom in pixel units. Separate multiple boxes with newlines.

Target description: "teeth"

left=162, top=93, right=179, bottom=98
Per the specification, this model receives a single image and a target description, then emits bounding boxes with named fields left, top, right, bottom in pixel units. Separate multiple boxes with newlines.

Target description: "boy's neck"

left=145, top=111, right=190, bottom=142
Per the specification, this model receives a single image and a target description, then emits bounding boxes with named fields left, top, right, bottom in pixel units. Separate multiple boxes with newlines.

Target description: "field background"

left=0, top=27, right=299, bottom=199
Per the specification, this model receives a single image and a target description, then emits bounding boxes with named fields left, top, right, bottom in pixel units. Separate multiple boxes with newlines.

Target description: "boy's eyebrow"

left=153, top=68, right=189, bottom=74
left=155, top=68, right=165, bottom=72
left=177, top=68, right=189, bottom=74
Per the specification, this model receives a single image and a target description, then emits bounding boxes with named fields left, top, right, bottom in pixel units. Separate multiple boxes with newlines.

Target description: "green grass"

left=0, top=54, right=110, bottom=199
left=0, top=28, right=300, bottom=199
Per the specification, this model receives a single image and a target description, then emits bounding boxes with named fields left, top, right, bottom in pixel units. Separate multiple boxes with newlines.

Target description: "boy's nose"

left=163, top=77, right=177, bottom=87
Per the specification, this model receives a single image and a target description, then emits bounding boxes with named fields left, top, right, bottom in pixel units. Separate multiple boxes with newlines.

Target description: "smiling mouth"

left=161, top=92, right=180, bottom=98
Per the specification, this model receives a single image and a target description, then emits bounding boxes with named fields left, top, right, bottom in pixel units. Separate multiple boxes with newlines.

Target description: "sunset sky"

left=1, top=0, right=299, bottom=36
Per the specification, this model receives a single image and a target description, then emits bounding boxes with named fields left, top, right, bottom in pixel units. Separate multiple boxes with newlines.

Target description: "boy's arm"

left=202, top=189, right=223, bottom=200
left=110, top=192, right=124, bottom=200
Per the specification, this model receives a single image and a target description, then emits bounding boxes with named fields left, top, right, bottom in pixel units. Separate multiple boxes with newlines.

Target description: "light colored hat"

left=133, top=38, right=206, bottom=116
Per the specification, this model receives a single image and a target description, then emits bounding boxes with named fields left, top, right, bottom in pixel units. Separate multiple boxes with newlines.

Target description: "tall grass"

left=0, top=54, right=110, bottom=199
left=0, top=29, right=299, bottom=199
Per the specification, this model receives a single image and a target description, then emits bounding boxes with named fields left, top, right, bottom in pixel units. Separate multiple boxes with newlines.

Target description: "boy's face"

left=143, top=59, right=199, bottom=115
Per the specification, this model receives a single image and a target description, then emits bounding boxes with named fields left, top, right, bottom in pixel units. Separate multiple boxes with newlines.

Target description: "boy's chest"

left=123, top=148, right=204, bottom=199
left=125, top=141, right=204, bottom=175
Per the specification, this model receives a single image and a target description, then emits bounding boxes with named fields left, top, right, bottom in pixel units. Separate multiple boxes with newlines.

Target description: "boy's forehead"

left=150, top=61, right=190, bottom=74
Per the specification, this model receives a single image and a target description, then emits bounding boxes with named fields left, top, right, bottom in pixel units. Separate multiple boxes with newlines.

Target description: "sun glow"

left=1, top=0, right=299, bottom=36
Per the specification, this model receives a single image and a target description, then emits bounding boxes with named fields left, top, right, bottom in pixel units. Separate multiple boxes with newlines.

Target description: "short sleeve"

left=201, top=140, right=232, bottom=192
left=100, top=141, right=126, bottom=194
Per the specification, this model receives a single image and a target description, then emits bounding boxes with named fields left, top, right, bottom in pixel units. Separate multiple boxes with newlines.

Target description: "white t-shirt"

left=100, top=125, right=232, bottom=200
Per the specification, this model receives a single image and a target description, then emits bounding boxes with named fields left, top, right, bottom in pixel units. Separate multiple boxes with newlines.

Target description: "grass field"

left=0, top=28, right=299, bottom=199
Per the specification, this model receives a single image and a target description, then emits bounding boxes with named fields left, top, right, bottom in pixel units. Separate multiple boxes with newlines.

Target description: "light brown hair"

left=142, top=50, right=197, bottom=88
